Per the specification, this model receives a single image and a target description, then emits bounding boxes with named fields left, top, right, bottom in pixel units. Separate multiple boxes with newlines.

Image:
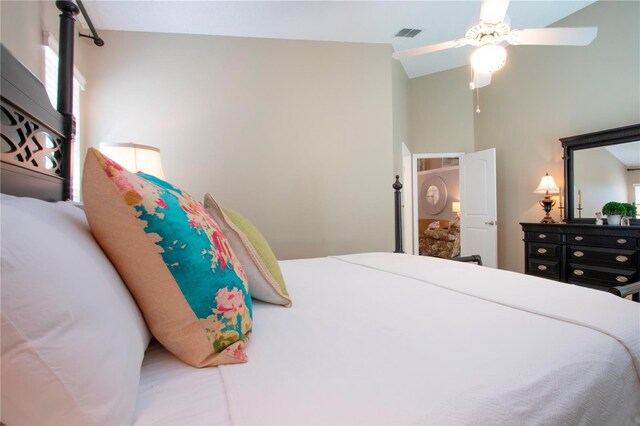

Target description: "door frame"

left=401, top=143, right=413, bottom=254
left=412, top=152, right=464, bottom=255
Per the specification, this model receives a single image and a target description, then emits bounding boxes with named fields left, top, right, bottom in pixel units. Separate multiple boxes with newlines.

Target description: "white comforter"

left=135, top=253, right=640, bottom=425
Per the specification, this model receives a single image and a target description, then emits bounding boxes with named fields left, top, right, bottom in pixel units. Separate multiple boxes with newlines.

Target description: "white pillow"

left=1, top=194, right=151, bottom=425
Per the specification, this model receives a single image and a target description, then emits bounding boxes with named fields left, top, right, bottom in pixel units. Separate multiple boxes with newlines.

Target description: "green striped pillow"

left=204, top=194, right=291, bottom=307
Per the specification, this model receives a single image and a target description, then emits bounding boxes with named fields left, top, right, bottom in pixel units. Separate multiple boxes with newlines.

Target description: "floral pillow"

left=82, top=148, right=252, bottom=367
left=427, top=221, right=441, bottom=229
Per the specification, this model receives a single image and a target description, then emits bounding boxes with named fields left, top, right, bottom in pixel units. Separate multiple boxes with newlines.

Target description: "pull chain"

left=475, top=87, right=481, bottom=114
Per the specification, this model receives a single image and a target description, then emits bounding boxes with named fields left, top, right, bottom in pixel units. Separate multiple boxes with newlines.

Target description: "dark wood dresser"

left=521, top=223, right=640, bottom=300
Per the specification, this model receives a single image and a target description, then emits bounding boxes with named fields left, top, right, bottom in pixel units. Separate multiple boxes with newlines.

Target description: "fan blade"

left=480, top=0, right=510, bottom=24
left=392, top=38, right=468, bottom=60
left=509, top=27, right=598, bottom=46
left=474, top=71, right=492, bottom=89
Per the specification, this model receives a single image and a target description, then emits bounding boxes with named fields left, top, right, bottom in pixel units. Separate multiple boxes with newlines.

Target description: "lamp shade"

left=452, top=202, right=461, bottom=213
left=534, top=173, right=560, bottom=194
left=99, top=142, right=165, bottom=179
left=471, top=44, right=507, bottom=74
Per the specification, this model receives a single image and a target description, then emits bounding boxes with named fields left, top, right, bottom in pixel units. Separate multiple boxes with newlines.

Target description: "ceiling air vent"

left=395, top=28, right=422, bottom=38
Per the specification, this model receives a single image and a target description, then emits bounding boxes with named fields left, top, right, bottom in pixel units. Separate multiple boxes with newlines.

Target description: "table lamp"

left=99, top=142, right=165, bottom=179
left=452, top=201, right=461, bottom=220
left=534, top=172, right=560, bottom=223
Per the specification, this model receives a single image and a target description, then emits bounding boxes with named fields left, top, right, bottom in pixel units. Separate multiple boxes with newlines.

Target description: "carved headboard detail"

left=0, top=45, right=69, bottom=201
left=1, top=101, right=65, bottom=176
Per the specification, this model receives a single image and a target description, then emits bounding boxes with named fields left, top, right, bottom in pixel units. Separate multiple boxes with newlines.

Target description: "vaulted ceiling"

left=81, top=0, right=595, bottom=78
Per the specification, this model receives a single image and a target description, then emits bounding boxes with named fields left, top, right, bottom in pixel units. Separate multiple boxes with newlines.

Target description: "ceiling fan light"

left=471, top=44, right=507, bottom=74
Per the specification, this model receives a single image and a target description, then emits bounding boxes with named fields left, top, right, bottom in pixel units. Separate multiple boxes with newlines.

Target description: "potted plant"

left=602, top=201, right=625, bottom=225
left=621, top=203, right=637, bottom=225
left=623, top=203, right=637, bottom=217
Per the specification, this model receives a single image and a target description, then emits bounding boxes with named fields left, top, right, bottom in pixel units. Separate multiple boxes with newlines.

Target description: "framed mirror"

left=561, top=123, right=640, bottom=223
left=423, top=176, right=448, bottom=215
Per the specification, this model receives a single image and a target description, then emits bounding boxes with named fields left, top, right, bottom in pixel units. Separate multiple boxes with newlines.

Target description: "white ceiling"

left=606, top=142, right=640, bottom=168
left=80, top=0, right=596, bottom=78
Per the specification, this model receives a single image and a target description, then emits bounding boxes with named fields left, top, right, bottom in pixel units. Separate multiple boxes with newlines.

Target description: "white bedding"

left=134, top=342, right=230, bottom=425
left=135, top=253, right=640, bottom=425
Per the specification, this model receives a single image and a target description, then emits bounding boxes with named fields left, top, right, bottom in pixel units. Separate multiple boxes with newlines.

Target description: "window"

left=43, top=32, right=85, bottom=201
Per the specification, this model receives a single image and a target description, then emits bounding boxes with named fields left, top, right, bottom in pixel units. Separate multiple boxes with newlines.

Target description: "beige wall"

left=474, top=0, right=640, bottom=272
left=627, top=171, right=640, bottom=206
left=408, top=66, right=475, bottom=154
left=83, top=30, right=395, bottom=259
left=392, top=56, right=409, bottom=176
left=0, top=1, right=89, bottom=91
left=1, top=0, right=55, bottom=78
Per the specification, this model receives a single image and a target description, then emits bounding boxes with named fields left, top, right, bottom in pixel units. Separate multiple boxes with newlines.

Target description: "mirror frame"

left=561, top=123, right=640, bottom=223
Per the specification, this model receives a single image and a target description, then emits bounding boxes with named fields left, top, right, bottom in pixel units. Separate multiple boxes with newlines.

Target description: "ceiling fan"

left=393, top=0, right=598, bottom=90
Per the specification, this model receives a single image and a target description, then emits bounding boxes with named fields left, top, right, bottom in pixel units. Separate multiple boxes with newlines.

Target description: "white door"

left=459, top=148, right=498, bottom=268
left=401, top=143, right=413, bottom=254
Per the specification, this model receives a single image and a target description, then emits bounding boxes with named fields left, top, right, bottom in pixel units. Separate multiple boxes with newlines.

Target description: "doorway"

left=407, top=149, right=498, bottom=267
left=412, top=153, right=463, bottom=256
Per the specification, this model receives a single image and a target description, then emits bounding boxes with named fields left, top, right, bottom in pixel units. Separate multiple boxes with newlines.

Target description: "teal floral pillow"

left=82, top=148, right=252, bottom=367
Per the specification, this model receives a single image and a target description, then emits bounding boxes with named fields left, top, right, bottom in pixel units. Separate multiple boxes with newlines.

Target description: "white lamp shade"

left=99, top=142, right=165, bottom=180
left=534, top=173, right=560, bottom=194
left=452, top=202, right=461, bottom=213
left=471, top=44, right=507, bottom=74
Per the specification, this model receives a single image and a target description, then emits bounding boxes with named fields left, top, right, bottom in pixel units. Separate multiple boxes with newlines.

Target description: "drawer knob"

left=537, top=248, right=547, bottom=254
left=616, top=276, right=629, bottom=283
left=573, top=251, right=584, bottom=257
left=537, top=265, right=548, bottom=271
left=538, top=234, right=546, bottom=239
left=615, top=255, right=628, bottom=263
left=573, top=269, right=584, bottom=276
left=574, top=236, right=584, bottom=241
left=617, top=239, right=627, bottom=244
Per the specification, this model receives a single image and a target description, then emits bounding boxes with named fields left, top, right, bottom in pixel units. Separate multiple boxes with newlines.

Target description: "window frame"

left=42, top=31, right=85, bottom=201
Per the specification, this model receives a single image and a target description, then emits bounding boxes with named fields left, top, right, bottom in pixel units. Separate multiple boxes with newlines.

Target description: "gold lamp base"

left=539, top=196, right=556, bottom=224
left=540, top=215, right=557, bottom=224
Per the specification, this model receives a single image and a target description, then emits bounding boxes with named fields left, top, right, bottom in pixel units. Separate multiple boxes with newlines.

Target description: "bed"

left=1, top=13, right=640, bottom=426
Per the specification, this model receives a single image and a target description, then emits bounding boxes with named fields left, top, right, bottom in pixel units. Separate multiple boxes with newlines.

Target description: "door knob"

left=485, top=221, right=497, bottom=226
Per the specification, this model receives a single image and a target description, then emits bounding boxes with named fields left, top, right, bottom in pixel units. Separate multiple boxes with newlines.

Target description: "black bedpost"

left=56, top=0, right=79, bottom=201
left=393, top=175, right=404, bottom=253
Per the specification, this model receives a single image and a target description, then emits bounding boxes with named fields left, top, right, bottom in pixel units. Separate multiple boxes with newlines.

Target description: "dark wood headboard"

left=0, top=2, right=85, bottom=202
left=1, top=44, right=69, bottom=201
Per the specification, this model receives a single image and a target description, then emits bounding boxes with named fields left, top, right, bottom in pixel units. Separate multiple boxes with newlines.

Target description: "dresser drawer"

left=521, top=223, right=640, bottom=298
left=527, top=242, right=561, bottom=259
left=527, top=258, right=561, bottom=280
left=526, top=231, right=562, bottom=243
left=565, top=233, right=636, bottom=249
left=568, top=263, right=638, bottom=288
left=568, top=246, right=637, bottom=268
